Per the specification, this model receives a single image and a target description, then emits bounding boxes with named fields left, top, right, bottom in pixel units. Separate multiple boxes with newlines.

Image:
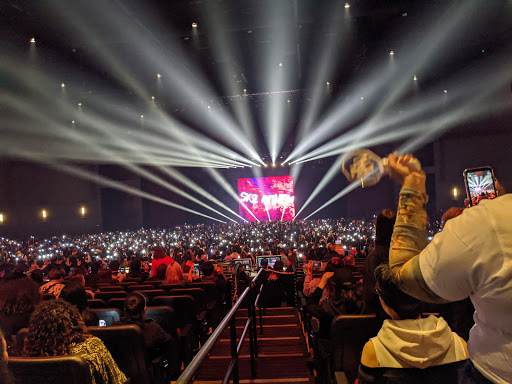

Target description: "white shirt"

left=419, top=195, right=512, bottom=384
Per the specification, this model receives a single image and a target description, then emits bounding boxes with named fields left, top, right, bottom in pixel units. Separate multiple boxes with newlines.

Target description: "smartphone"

left=463, top=167, right=497, bottom=206
left=312, top=261, right=321, bottom=269
left=99, top=320, right=106, bottom=327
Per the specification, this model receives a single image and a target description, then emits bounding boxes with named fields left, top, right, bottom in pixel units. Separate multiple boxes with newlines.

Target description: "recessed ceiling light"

left=30, top=37, right=36, bottom=43
left=389, top=51, right=395, bottom=56
left=192, top=22, right=198, bottom=28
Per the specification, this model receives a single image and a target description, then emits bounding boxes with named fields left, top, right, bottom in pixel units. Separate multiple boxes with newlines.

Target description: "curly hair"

left=24, top=299, right=88, bottom=357
left=0, top=278, right=41, bottom=316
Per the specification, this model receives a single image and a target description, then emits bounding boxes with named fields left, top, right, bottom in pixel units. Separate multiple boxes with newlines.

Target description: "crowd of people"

left=0, top=154, right=510, bottom=384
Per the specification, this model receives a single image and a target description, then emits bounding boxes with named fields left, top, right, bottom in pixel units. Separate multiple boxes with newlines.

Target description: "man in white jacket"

left=385, top=153, right=512, bottom=384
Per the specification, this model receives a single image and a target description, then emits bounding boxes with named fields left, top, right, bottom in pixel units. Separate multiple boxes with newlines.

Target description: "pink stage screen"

left=238, top=176, right=296, bottom=221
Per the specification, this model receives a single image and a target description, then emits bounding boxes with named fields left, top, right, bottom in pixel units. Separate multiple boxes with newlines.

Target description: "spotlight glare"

left=80, top=206, right=86, bottom=216
left=0, top=213, right=4, bottom=223
left=41, top=209, right=47, bottom=220
left=345, top=3, right=350, bottom=8
left=140, top=115, right=144, bottom=118
left=71, top=120, right=75, bottom=124
left=444, top=89, right=448, bottom=93
left=413, top=74, right=418, bottom=81
left=61, top=83, right=65, bottom=87
left=243, top=89, right=247, bottom=92
left=30, top=37, right=36, bottom=43
left=278, top=62, right=283, bottom=67
left=78, top=103, right=82, bottom=106
left=157, top=73, right=162, bottom=78
left=326, top=81, right=330, bottom=85
left=453, top=187, right=458, bottom=198
left=207, top=105, right=211, bottom=109
left=192, top=22, right=198, bottom=28
left=287, top=99, right=290, bottom=103
left=264, top=163, right=268, bottom=167
left=360, top=97, right=364, bottom=100
left=272, top=163, right=276, bottom=167
left=389, top=51, right=395, bottom=56
left=151, top=96, right=155, bottom=100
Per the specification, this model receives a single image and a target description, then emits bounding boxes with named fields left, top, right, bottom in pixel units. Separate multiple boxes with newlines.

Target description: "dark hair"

left=153, top=246, right=166, bottom=260
left=123, top=293, right=147, bottom=328
left=25, top=300, right=87, bottom=357
left=273, top=260, right=284, bottom=272
left=375, top=209, right=397, bottom=247
left=130, top=259, right=141, bottom=273
left=287, top=252, right=297, bottom=265
left=30, top=269, right=44, bottom=285
left=98, top=269, right=112, bottom=280
left=49, top=266, right=66, bottom=280
left=0, top=278, right=41, bottom=316
left=60, top=281, right=88, bottom=312
left=260, top=258, right=269, bottom=268
left=109, top=260, right=120, bottom=272
left=155, top=264, right=167, bottom=280
left=375, top=264, right=423, bottom=319
left=72, top=266, right=88, bottom=277
left=201, top=261, right=214, bottom=277
left=90, top=261, right=101, bottom=274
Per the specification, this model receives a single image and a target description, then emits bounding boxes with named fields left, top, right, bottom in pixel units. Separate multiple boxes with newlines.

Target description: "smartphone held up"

left=463, top=166, right=498, bottom=206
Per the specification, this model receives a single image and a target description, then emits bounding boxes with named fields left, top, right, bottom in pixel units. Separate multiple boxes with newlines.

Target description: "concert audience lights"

left=238, top=176, right=296, bottom=221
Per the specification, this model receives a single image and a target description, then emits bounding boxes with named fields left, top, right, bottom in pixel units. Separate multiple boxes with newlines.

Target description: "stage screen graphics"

left=238, top=176, right=295, bottom=221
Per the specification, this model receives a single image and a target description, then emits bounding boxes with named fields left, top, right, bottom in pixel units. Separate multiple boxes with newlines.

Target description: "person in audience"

left=85, top=261, right=101, bottom=289
left=115, top=293, right=180, bottom=377
left=363, top=209, right=397, bottom=315
left=165, top=259, right=184, bottom=284
left=151, top=246, right=174, bottom=278
left=39, top=266, right=66, bottom=297
left=126, top=259, right=148, bottom=281
left=200, top=261, right=226, bottom=292
left=386, top=153, right=511, bottom=384
left=358, top=263, right=468, bottom=383
left=29, top=268, right=44, bottom=285
left=147, top=263, right=168, bottom=282
left=303, top=259, right=323, bottom=297
left=0, top=329, right=14, bottom=384
left=343, top=255, right=356, bottom=271
left=60, top=281, right=99, bottom=327
left=0, top=278, right=41, bottom=355
left=273, top=260, right=284, bottom=272
left=285, top=252, right=298, bottom=271
left=24, top=299, right=127, bottom=384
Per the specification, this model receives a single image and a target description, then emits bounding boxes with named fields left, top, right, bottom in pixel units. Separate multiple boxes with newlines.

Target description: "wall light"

left=41, top=209, right=48, bottom=220
left=389, top=51, right=395, bottom=56
left=345, top=3, right=350, bottom=8
left=30, top=37, right=36, bottom=43
left=0, top=213, right=4, bottom=224
left=192, top=22, right=198, bottom=28
left=80, top=206, right=86, bottom=217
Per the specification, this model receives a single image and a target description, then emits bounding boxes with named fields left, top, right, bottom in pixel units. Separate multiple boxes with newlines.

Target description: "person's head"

left=166, top=262, right=183, bottom=284
left=29, top=269, right=44, bottom=285
left=48, top=266, right=66, bottom=281
left=98, top=269, right=112, bottom=280
left=155, top=263, right=167, bottom=280
left=60, top=281, right=87, bottom=312
left=441, top=207, right=464, bottom=228
left=25, top=299, right=87, bottom=357
left=123, top=293, right=147, bottom=327
left=273, top=260, right=284, bottom=272
left=286, top=252, right=297, bottom=267
left=343, top=255, right=355, bottom=267
left=201, top=261, right=214, bottom=277
left=260, top=258, right=269, bottom=269
left=374, top=264, right=423, bottom=320
left=0, top=278, right=41, bottom=318
left=90, top=261, right=101, bottom=274
left=130, top=259, right=141, bottom=273
left=375, top=209, right=397, bottom=247
left=109, top=260, right=120, bottom=272
left=153, top=246, right=166, bottom=260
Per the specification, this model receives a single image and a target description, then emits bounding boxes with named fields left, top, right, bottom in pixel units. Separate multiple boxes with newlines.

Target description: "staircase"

left=193, top=307, right=315, bottom=384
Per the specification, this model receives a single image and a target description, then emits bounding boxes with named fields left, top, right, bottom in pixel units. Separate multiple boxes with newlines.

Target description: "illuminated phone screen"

left=465, top=168, right=496, bottom=206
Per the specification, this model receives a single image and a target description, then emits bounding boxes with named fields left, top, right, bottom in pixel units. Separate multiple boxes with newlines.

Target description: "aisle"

left=193, top=307, right=315, bottom=384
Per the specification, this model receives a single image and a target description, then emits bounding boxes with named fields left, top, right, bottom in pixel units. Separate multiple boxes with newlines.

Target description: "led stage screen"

left=238, top=176, right=296, bottom=221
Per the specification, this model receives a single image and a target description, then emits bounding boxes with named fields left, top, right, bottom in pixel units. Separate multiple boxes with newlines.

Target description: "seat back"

left=133, top=289, right=167, bottom=303
left=107, top=298, right=126, bottom=312
left=8, top=355, right=93, bottom=384
left=168, top=288, right=206, bottom=310
left=98, top=285, right=124, bottom=292
left=158, top=283, right=184, bottom=292
left=88, top=308, right=122, bottom=326
left=152, top=295, right=196, bottom=329
left=88, top=324, right=150, bottom=384
left=127, top=284, right=156, bottom=292
left=146, top=305, right=178, bottom=339
left=331, top=314, right=380, bottom=384
left=86, top=299, right=107, bottom=309
left=191, top=281, right=218, bottom=303
left=118, top=281, right=138, bottom=290
left=94, top=291, right=126, bottom=302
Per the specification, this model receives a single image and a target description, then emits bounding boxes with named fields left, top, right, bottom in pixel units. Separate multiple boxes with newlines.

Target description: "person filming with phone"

left=385, top=153, right=511, bottom=384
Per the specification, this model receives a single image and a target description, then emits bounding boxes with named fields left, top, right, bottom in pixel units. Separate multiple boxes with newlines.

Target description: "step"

left=220, top=324, right=303, bottom=339
left=209, top=338, right=307, bottom=356
left=180, top=378, right=314, bottom=384
left=235, top=314, right=297, bottom=326
left=195, top=356, right=313, bottom=380
left=238, top=307, right=296, bottom=317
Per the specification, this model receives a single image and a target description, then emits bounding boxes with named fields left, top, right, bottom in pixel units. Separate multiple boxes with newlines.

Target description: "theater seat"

left=8, top=355, right=93, bottom=384
left=127, top=284, right=156, bottom=292
left=145, top=305, right=178, bottom=339
left=168, top=288, right=207, bottom=311
left=88, top=324, right=150, bottom=384
left=107, top=297, right=126, bottom=311
left=86, top=299, right=107, bottom=309
left=133, top=289, right=166, bottom=303
left=331, top=314, right=380, bottom=384
left=94, top=291, right=126, bottom=302
left=98, top=285, right=124, bottom=292
left=88, top=308, right=122, bottom=326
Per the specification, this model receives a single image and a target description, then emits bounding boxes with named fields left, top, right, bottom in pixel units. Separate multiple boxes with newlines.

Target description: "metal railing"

left=175, top=267, right=265, bottom=384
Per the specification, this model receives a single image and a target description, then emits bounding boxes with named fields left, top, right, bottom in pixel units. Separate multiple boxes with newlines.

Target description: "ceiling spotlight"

left=0, top=213, right=4, bottom=224
left=287, top=99, right=291, bottom=103
left=243, top=88, right=247, bottom=92
left=326, top=81, right=330, bottom=85
left=192, top=22, right=198, bottom=28
left=151, top=96, right=155, bottom=100
left=413, top=74, right=418, bottom=81
left=444, top=89, right=448, bottom=93
left=157, top=73, right=162, bottom=78
left=78, top=103, right=82, bottom=106
left=361, top=97, right=364, bottom=100
left=140, top=115, right=144, bottom=118
left=61, top=83, right=65, bottom=87
left=281, top=163, right=285, bottom=167
left=272, top=163, right=276, bottom=167
left=345, top=3, right=350, bottom=8
left=389, top=51, right=394, bottom=56
left=30, top=37, right=36, bottom=43
left=264, top=164, right=268, bottom=167
left=71, top=120, right=75, bottom=124
left=207, top=105, right=211, bottom=109
left=278, top=62, right=283, bottom=67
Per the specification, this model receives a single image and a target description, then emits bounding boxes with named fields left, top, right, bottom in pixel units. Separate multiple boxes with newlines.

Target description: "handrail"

left=175, top=267, right=264, bottom=384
